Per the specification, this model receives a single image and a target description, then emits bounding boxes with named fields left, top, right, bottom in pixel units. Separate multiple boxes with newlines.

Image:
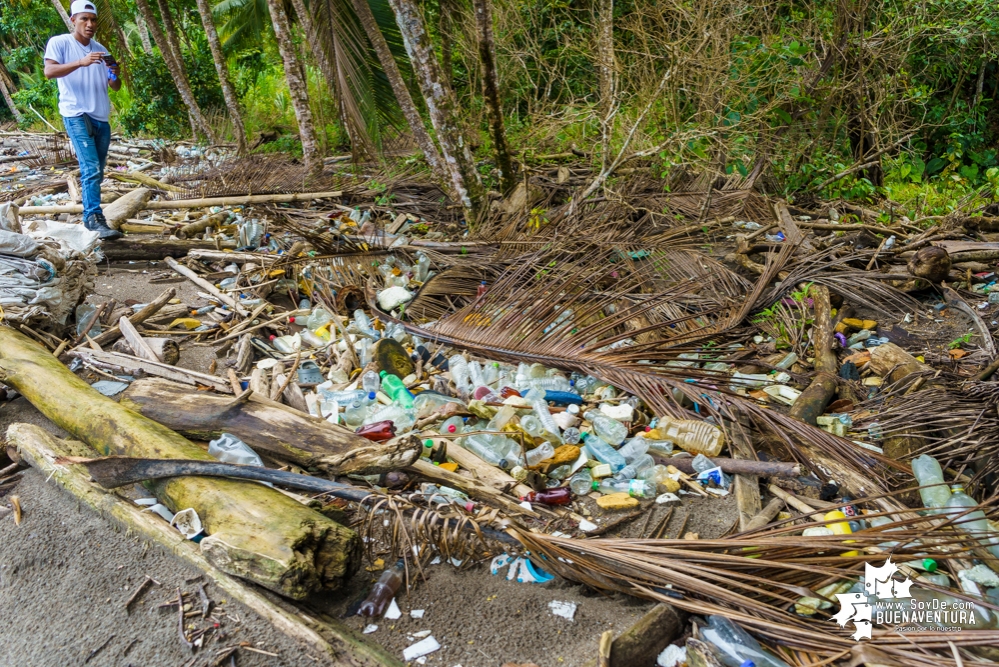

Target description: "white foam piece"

left=402, top=636, right=441, bottom=661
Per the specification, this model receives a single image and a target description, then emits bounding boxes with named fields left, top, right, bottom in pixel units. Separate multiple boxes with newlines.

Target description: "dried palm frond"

left=510, top=505, right=999, bottom=664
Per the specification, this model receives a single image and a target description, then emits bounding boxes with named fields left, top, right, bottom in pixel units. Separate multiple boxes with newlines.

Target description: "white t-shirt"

left=43, top=34, right=111, bottom=122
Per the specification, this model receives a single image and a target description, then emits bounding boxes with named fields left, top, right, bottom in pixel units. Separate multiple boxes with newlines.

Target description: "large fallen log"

left=4, top=423, right=402, bottom=667
left=104, top=187, right=151, bottom=230
left=101, top=238, right=238, bottom=262
left=0, top=328, right=360, bottom=599
left=17, top=190, right=345, bottom=215
left=120, top=377, right=422, bottom=475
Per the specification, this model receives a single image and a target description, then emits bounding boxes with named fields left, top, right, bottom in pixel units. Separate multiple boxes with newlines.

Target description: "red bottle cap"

left=447, top=424, right=456, bottom=433
left=288, top=316, right=295, bottom=323
left=269, top=335, right=276, bottom=341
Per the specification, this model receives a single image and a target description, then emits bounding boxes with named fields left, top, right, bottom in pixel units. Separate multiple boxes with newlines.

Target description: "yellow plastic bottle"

left=823, top=510, right=859, bottom=557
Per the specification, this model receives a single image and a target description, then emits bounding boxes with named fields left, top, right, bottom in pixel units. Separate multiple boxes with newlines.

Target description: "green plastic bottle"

left=379, top=370, right=414, bottom=409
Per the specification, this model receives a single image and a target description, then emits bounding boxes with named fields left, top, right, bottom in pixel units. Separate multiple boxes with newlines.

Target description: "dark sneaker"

left=84, top=213, right=122, bottom=240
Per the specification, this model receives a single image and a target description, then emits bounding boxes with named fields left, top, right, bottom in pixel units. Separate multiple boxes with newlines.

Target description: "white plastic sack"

left=0, top=229, right=39, bottom=257
left=22, top=218, right=99, bottom=255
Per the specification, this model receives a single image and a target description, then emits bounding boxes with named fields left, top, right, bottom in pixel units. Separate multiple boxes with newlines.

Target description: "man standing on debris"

left=43, top=0, right=122, bottom=240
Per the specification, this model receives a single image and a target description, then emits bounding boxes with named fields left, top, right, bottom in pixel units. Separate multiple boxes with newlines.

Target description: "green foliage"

left=115, top=44, right=225, bottom=137
left=949, top=332, right=974, bottom=349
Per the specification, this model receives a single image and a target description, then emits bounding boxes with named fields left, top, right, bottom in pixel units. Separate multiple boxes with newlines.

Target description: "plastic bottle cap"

left=288, top=317, right=295, bottom=323
left=423, top=439, right=433, bottom=448
left=923, top=558, right=938, bottom=572
left=368, top=392, right=376, bottom=400
left=269, top=335, right=276, bottom=341
left=447, top=425, right=456, bottom=433
left=379, top=370, right=388, bottom=378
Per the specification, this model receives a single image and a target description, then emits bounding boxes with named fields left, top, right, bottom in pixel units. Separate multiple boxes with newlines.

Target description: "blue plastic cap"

left=368, top=392, right=376, bottom=400
left=739, top=661, right=755, bottom=667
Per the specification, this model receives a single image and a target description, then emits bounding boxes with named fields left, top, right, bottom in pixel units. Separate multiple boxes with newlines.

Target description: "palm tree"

left=471, top=0, right=513, bottom=193
left=0, top=59, right=24, bottom=124
left=264, top=0, right=321, bottom=173
left=134, top=12, right=153, bottom=53
left=49, top=0, right=73, bottom=31
left=349, top=0, right=445, bottom=181
left=134, top=0, right=215, bottom=141
left=387, top=0, right=483, bottom=218
left=193, top=0, right=248, bottom=153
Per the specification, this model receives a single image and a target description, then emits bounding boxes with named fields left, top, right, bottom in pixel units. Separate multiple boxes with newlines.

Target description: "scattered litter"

left=410, top=609, right=425, bottom=619
left=548, top=601, right=577, bottom=621
left=384, top=598, right=402, bottom=620
left=402, top=636, right=441, bottom=661
left=362, top=624, right=378, bottom=634
left=657, top=644, right=686, bottom=667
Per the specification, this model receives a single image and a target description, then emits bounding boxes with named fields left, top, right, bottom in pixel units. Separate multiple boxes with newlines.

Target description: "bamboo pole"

left=0, top=329, right=360, bottom=599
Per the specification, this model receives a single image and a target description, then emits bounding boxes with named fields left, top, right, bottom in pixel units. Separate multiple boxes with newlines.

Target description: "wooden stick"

left=87, top=287, right=176, bottom=348
left=741, top=497, right=785, bottom=532
left=165, top=257, right=249, bottom=316
left=70, top=348, right=233, bottom=394
left=767, top=484, right=823, bottom=516
left=789, top=284, right=837, bottom=425
left=118, top=316, right=159, bottom=363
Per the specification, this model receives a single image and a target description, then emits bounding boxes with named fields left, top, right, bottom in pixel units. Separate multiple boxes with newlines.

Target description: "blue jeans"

left=63, top=115, right=110, bottom=221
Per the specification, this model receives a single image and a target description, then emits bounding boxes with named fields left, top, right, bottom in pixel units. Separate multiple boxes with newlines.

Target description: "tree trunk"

left=120, top=378, right=422, bottom=474
left=0, top=75, right=23, bottom=124
left=438, top=0, right=453, bottom=89
left=350, top=0, right=447, bottom=183
left=193, top=0, right=247, bottom=153
left=596, top=0, right=615, bottom=167
left=0, top=329, right=360, bottom=599
left=471, top=0, right=514, bottom=193
left=134, top=0, right=215, bottom=141
left=265, top=0, right=321, bottom=175
left=50, top=0, right=73, bottom=31
left=388, top=0, right=484, bottom=220
left=135, top=11, right=153, bottom=53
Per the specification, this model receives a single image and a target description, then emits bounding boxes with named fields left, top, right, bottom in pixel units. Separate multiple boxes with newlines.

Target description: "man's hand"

left=78, top=52, right=105, bottom=68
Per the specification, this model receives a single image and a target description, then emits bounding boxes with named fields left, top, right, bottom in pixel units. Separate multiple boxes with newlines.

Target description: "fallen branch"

left=17, top=190, right=344, bottom=215
left=788, top=284, right=837, bottom=425
left=165, top=256, right=249, bottom=316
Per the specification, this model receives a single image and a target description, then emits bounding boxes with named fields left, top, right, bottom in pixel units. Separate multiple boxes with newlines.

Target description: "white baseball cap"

left=70, top=0, right=97, bottom=17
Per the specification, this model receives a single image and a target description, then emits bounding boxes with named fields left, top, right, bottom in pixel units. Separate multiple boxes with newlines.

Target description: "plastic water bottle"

left=469, top=360, right=486, bottom=389
left=364, top=403, right=415, bottom=432
left=526, top=389, right=563, bottom=442
left=353, top=309, right=380, bottom=339
left=306, top=308, right=331, bottom=331
left=344, top=400, right=368, bottom=427
left=581, top=432, right=626, bottom=471
left=379, top=371, right=414, bottom=409
left=570, top=469, right=593, bottom=495
left=911, top=454, right=953, bottom=511
left=414, top=252, right=431, bottom=282
left=440, top=415, right=465, bottom=435
left=462, top=433, right=515, bottom=469
left=700, top=615, right=792, bottom=667
left=358, top=560, right=405, bottom=617
left=562, top=427, right=581, bottom=444
left=525, top=442, right=555, bottom=467
left=657, top=417, right=725, bottom=457
left=945, top=486, right=999, bottom=559
left=522, top=488, right=571, bottom=505
left=593, top=478, right=657, bottom=498
left=614, top=454, right=654, bottom=481
left=520, top=414, right=544, bottom=437
left=319, top=387, right=368, bottom=404
left=616, top=437, right=650, bottom=463
left=483, top=362, right=500, bottom=386
left=449, top=355, right=471, bottom=400
left=583, top=410, right=628, bottom=445
left=644, top=439, right=675, bottom=456
left=362, top=370, right=381, bottom=395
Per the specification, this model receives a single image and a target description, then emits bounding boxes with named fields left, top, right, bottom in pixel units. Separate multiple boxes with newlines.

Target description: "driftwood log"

left=104, top=187, right=152, bottom=230
left=101, top=238, right=239, bottom=262
left=120, top=377, right=422, bottom=475
left=4, top=423, right=402, bottom=667
left=0, top=328, right=360, bottom=599
left=788, top=284, right=838, bottom=425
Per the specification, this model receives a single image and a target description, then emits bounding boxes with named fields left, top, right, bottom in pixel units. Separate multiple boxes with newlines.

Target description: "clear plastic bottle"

left=523, top=376, right=573, bottom=392
left=353, top=309, right=380, bottom=340
left=911, top=454, right=952, bottom=511
left=944, top=486, right=999, bottom=559
left=414, top=252, right=431, bottom=282
left=272, top=334, right=300, bottom=354
left=462, top=433, right=515, bottom=469
left=483, top=362, right=500, bottom=386
left=449, top=354, right=470, bottom=400
left=570, top=469, right=593, bottom=495
left=440, top=415, right=466, bottom=435
left=363, top=403, right=415, bottom=432
left=614, top=454, right=655, bottom=481
left=616, top=437, right=650, bottom=463
left=306, top=308, right=331, bottom=332
left=700, top=615, right=792, bottom=667
left=644, top=439, right=675, bottom=457
left=362, top=369, right=381, bottom=395
left=581, top=432, right=626, bottom=471
left=358, top=560, right=405, bottom=617
left=520, top=414, right=544, bottom=437
left=469, top=360, right=486, bottom=389
left=319, top=387, right=368, bottom=404
left=583, top=410, right=628, bottom=445
left=657, top=417, right=725, bottom=457
left=562, top=427, right=582, bottom=444
left=526, top=389, right=563, bottom=442
left=357, top=338, right=372, bottom=366
left=525, top=442, right=555, bottom=467
left=593, top=478, right=657, bottom=498
left=344, top=400, right=368, bottom=427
